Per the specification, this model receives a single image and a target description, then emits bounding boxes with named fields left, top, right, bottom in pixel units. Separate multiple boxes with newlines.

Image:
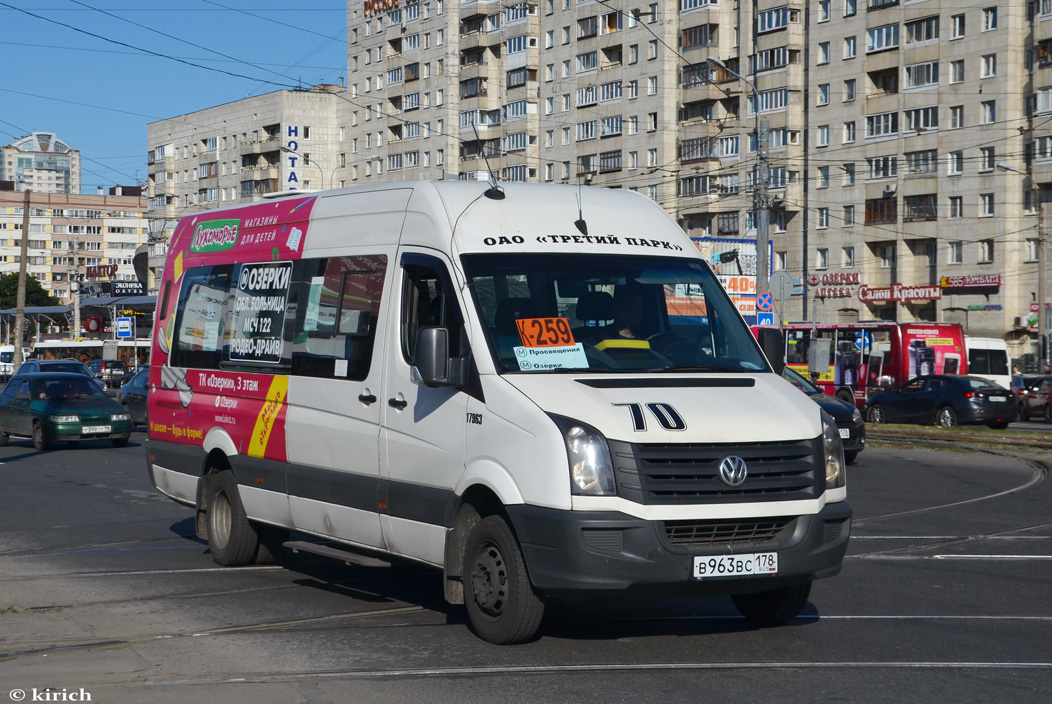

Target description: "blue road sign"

left=757, top=312, right=775, bottom=326
left=116, top=317, right=133, bottom=339
left=854, top=331, right=872, bottom=353
left=757, top=291, right=774, bottom=312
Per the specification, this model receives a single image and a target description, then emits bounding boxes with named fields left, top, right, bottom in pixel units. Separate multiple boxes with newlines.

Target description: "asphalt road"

left=1, top=431, right=1050, bottom=704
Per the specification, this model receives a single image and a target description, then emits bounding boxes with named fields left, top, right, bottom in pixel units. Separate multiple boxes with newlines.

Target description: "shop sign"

left=858, top=283, right=942, bottom=303
left=85, top=264, right=118, bottom=279
left=967, top=304, right=1003, bottom=311
left=815, top=287, right=854, bottom=299
left=940, top=274, right=1002, bottom=292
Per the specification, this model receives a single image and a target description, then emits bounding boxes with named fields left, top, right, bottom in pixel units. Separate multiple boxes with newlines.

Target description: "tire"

left=844, top=450, right=858, bottom=464
left=1045, top=405, right=1051, bottom=423
left=866, top=404, right=886, bottom=424
left=835, top=390, right=854, bottom=405
left=463, top=515, right=545, bottom=645
left=112, top=437, right=129, bottom=448
left=732, top=580, right=813, bottom=627
left=0, top=427, right=8, bottom=446
left=206, top=471, right=261, bottom=567
left=936, top=405, right=958, bottom=428
left=32, top=422, right=49, bottom=452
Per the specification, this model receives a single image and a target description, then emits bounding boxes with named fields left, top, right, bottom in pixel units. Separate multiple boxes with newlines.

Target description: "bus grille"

left=664, top=517, right=793, bottom=548
left=608, top=438, right=821, bottom=505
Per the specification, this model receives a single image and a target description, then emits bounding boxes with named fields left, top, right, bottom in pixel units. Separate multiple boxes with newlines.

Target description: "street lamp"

left=998, top=161, right=1047, bottom=368
left=279, top=145, right=325, bottom=190
left=706, top=55, right=771, bottom=296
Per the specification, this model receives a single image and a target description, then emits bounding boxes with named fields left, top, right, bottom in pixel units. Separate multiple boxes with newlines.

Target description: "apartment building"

left=0, top=132, right=81, bottom=195
left=0, top=188, right=148, bottom=303
left=145, top=86, right=345, bottom=282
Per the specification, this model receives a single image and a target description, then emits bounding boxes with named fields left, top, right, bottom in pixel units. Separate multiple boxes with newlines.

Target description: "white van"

left=147, top=181, right=850, bottom=643
left=965, top=336, right=1012, bottom=389
left=0, top=345, right=29, bottom=379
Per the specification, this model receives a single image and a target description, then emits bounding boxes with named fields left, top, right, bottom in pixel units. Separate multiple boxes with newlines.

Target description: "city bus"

left=31, top=339, right=151, bottom=368
left=753, top=322, right=968, bottom=408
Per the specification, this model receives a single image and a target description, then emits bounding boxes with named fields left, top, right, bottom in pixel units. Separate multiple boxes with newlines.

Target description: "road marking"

left=850, top=554, right=1052, bottom=561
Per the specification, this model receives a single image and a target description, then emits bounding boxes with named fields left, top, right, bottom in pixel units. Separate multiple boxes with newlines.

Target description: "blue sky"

left=0, top=1, right=347, bottom=192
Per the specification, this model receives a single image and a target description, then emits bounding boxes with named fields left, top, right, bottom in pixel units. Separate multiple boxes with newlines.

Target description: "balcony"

left=240, top=137, right=282, bottom=155
left=460, top=0, right=501, bottom=21
left=460, top=29, right=502, bottom=52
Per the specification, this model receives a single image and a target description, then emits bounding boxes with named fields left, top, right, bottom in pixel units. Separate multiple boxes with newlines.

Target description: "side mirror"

left=411, top=327, right=451, bottom=387
left=756, top=328, right=785, bottom=374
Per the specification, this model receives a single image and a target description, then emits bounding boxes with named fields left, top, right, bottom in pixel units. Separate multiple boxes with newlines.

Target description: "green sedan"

left=0, top=372, right=133, bottom=451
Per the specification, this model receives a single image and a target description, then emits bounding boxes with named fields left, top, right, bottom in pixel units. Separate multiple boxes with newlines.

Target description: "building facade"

left=0, top=188, right=148, bottom=304
left=145, top=86, right=345, bottom=282
left=143, top=0, right=1051, bottom=357
left=0, top=132, right=81, bottom=195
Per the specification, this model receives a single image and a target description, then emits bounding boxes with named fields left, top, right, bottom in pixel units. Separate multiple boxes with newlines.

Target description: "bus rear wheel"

left=206, top=471, right=261, bottom=567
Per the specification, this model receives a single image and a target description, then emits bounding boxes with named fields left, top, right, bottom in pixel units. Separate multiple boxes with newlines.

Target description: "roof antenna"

left=574, top=178, right=588, bottom=235
left=472, top=122, right=505, bottom=200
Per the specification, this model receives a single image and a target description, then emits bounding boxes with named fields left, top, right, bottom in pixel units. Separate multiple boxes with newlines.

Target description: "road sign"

left=116, top=317, right=133, bottom=339
left=757, top=312, right=775, bottom=326
left=769, top=271, right=795, bottom=301
left=757, top=291, right=774, bottom=312
left=854, top=331, right=872, bottom=353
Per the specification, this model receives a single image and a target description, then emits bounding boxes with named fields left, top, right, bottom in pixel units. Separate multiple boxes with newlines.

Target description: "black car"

left=865, top=374, right=1014, bottom=429
left=116, top=365, right=149, bottom=426
left=782, top=366, right=865, bottom=463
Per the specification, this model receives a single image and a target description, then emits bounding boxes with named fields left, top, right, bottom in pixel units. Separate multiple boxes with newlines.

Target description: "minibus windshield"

left=463, top=253, right=769, bottom=374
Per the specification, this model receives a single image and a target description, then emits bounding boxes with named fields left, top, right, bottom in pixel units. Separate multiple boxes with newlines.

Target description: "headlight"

left=112, top=413, right=131, bottom=422
left=851, top=407, right=863, bottom=424
left=49, top=415, right=80, bottom=423
left=821, top=411, right=846, bottom=490
left=550, top=415, right=616, bottom=496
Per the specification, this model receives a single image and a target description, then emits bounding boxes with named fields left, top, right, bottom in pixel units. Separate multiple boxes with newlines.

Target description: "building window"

left=867, top=24, right=899, bottom=53
left=982, top=54, right=996, bottom=78
left=818, top=42, right=830, bottom=64
left=843, top=207, right=855, bottom=229
left=903, top=194, right=937, bottom=222
left=818, top=1, right=830, bottom=21
left=866, top=112, right=898, bottom=138
left=867, top=155, right=898, bottom=179
left=844, top=79, right=856, bottom=102
left=905, top=61, right=938, bottom=89
left=844, top=36, right=856, bottom=59
left=842, top=163, right=856, bottom=186
left=979, top=239, right=994, bottom=263
left=843, top=121, right=856, bottom=143
left=879, top=245, right=895, bottom=269
left=980, top=147, right=995, bottom=170
left=950, top=105, right=964, bottom=129
left=818, top=84, right=830, bottom=106
left=983, top=8, right=997, bottom=31
left=1027, top=238, right=1040, bottom=262
left=948, top=240, right=963, bottom=264
left=818, top=210, right=830, bottom=230
left=865, top=197, right=897, bottom=224
left=845, top=0, right=856, bottom=17
left=904, top=106, right=938, bottom=131
left=948, top=151, right=963, bottom=175
left=949, top=60, right=964, bottom=84
left=981, top=100, right=996, bottom=124
left=818, top=125, right=830, bottom=147
left=818, top=166, right=830, bottom=187
left=817, top=248, right=829, bottom=268
left=949, top=196, right=964, bottom=218
left=905, top=149, right=937, bottom=174
left=980, top=193, right=995, bottom=217
left=906, top=16, right=939, bottom=44
left=951, top=14, right=965, bottom=39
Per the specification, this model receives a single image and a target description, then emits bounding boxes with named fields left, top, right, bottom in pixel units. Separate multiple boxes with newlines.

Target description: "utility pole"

left=71, top=234, right=81, bottom=339
left=13, top=190, right=31, bottom=368
left=706, top=56, right=770, bottom=296
left=999, top=162, right=1047, bottom=369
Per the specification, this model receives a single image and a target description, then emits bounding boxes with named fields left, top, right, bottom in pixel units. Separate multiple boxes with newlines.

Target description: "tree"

left=0, top=273, right=60, bottom=311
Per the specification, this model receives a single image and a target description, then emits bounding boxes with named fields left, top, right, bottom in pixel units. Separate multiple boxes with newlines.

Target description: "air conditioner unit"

left=883, top=184, right=897, bottom=196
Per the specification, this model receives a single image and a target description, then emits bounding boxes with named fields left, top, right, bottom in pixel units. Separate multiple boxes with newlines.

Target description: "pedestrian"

left=1012, top=364, right=1024, bottom=391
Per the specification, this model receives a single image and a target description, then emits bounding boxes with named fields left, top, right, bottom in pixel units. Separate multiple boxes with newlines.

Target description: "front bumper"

left=507, top=499, right=851, bottom=597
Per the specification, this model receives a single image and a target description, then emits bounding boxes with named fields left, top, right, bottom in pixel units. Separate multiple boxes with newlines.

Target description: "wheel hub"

left=471, top=542, right=508, bottom=616
left=211, top=491, right=232, bottom=550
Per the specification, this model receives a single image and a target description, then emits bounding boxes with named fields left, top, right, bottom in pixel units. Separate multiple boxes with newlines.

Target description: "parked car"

left=783, top=366, right=865, bottom=463
left=865, top=374, right=1015, bottom=429
left=0, top=372, right=133, bottom=450
left=1015, top=376, right=1052, bottom=422
left=17, top=358, right=111, bottom=395
left=117, top=365, right=149, bottom=426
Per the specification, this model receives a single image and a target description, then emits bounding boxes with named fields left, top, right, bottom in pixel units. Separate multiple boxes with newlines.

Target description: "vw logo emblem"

left=718, top=456, right=748, bottom=487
